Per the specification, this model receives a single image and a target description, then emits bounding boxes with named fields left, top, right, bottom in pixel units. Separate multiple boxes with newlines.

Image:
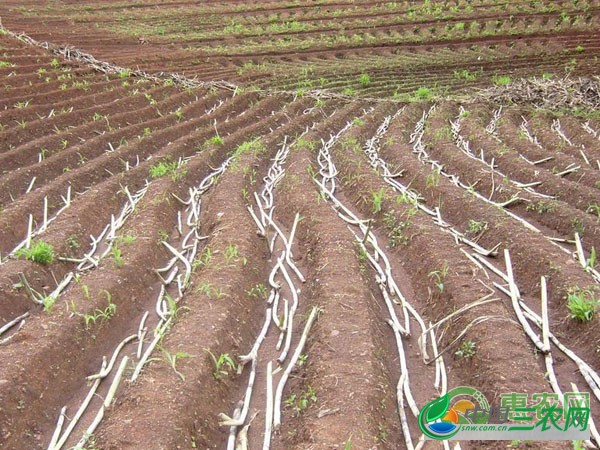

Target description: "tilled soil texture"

left=1, top=4, right=600, bottom=450
left=1, top=0, right=600, bottom=98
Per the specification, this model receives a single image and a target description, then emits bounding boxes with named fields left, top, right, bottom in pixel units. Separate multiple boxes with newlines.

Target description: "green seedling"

left=82, top=291, right=117, bottom=329
left=66, top=235, right=80, bottom=250
left=467, top=219, right=487, bottom=234
left=149, top=159, right=184, bottom=180
left=493, top=75, right=512, bottom=86
left=42, top=294, right=57, bottom=313
left=15, top=240, right=54, bottom=264
left=224, top=243, right=239, bottom=261
left=118, top=68, right=131, bottom=78
left=587, top=203, right=600, bottom=220
left=455, top=340, right=476, bottom=359
left=412, top=86, right=434, bottom=101
left=196, top=282, right=225, bottom=299
left=587, top=247, right=597, bottom=270
left=567, top=288, right=599, bottom=322
left=426, top=170, right=441, bottom=188
left=14, top=99, right=31, bottom=109
left=204, top=135, right=224, bottom=147
left=161, top=348, right=192, bottom=381
left=344, top=437, right=353, bottom=450
left=372, top=188, right=386, bottom=213
left=111, top=246, right=124, bottom=267
left=193, top=246, right=212, bottom=271
left=247, top=283, right=268, bottom=300
left=428, top=262, right=449, bottom=293
left=526, top=201, right=554, bottom=214
left=174, top=107, right=184, bottom=121
left=205, top=349, right=238, bottom=379
left=358, top=73, right=371, bottom=87
left=284, top=385, right=317, bottom=415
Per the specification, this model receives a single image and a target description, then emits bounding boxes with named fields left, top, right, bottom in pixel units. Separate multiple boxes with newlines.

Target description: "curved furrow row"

left=365, top=105, right=600, bottom=444
left=455, top=105, right=600, bottom=214
left=423, top=103, right=600, bottom=261
left=0, top=93, right=298, bottom=329
left=0, top=95, right=316, bottom=450
left=0, top=76, right=122, bottom=116
left=87, top=99, right=333, bottom=450
left=371, top=105, right=600, bottom=419
left=0, top=87, right=210, bottom=205
left=490, top=107, right=600, bottom=193
left=525, top=113, right=600, bottom=169
left=0, top=90, right=261, bottom=253
left=0, top=83, right=168, bottom=166
left=319, top=103, right=566, bottom=450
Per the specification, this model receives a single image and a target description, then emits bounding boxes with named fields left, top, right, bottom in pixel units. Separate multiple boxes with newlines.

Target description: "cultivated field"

left=0, top=1, right=600, bottom=450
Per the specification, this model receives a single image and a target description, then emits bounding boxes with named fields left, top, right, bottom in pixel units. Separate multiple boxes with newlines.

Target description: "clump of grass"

left=358, top=73, right=371, bottom=87
left=149, top=159, right=186, bottom=181
left=412, top=86, right=434, bottom=101
left=204, top=135, right=224, bottom=147
left=493, top=75, right=512, bottom=86
left=15, top=240, right=54, bottom=264
left=455, top=340, right=476, bottom=359
left=567, top=288, right=599, bottom=322
left=467, top=219, right=487, bottom=234
left=453, top=69, right=480, bottom=81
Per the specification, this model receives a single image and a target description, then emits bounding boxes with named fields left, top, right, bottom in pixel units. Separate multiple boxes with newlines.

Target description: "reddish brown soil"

left=1, top=3, right=600, bottom=450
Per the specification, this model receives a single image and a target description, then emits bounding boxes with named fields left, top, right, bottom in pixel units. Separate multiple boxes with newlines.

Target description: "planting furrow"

left=0, top=90, right=262, bottom=252
left=551, top=115, right=600, bottom=166
left=491, top=107, right=600, bottom=193
left=0, top=117, right=286, bottom=449
left=0, top=93, right=302, bottom=329
left=50, top=151, right=236, bottom=450
left=0, top=87, right=205, bottom=205
left=526, top=113, right=600, bottom=170
left=423, top=103, right=600, bottom=264
left=325, top=104, right=570, bottom=450
left=370, top=106, right=600, bottom=421
left=265, top=103, right=410, bottom=449
left=0, top=83, right=167, bottom=167
left=455, top=105, right=600, bottom=215
left=87, top=99, right=330, bottom=450
left=0, top=78, right=130, bottom=137
left=363, top=107, right=600, bottom=446
left=0, top=76, right=122, bottom=115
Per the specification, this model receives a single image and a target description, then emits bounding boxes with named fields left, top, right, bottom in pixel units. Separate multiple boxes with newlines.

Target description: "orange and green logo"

left=419, top=387, right=591, bottom=441
left=419, top=386, right=489, bottom=440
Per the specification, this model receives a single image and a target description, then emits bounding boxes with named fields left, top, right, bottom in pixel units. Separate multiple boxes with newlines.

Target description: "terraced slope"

left=1, top=3, right=600, bottom=450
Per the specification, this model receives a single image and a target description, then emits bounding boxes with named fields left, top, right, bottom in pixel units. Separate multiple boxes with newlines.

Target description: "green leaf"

left=425, top=394, right=450, bottom=422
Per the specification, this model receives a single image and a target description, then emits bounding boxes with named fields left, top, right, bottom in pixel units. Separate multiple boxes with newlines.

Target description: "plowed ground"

left=1, top=2, right=600, bottom=450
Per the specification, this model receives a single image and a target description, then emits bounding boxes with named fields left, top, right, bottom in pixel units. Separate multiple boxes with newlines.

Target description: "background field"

left=0, top=1, right=599, bottom=450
